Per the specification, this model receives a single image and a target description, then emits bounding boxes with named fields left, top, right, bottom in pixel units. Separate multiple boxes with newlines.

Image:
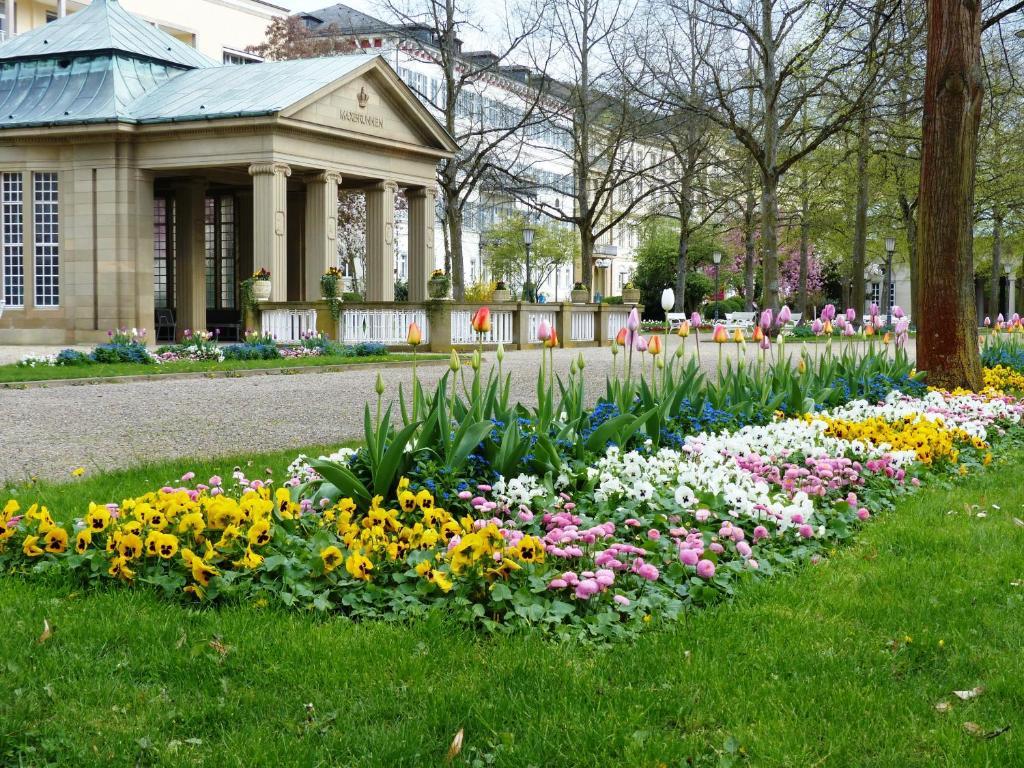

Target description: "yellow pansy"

left=108, top=556, right=135, bottom=581
left=157, top=533, right=179, bottom=559
left=85, top=503, right=111, bottom=532
left=345, top=551, right=373, bottom=581
left=321, top=545, right=343, bottom=573
left=233, top=546, right=263, bottom=570
left=23, top=535, right=44, bottom=557
left=117, top=533, right=143, bottom=560
left=247, top=518, right=272, bottom=547
left=75, top=529, right=92, bottom=554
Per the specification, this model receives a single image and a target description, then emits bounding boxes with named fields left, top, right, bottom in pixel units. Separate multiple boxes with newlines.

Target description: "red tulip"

left=471, top=307, right=491, bottom=334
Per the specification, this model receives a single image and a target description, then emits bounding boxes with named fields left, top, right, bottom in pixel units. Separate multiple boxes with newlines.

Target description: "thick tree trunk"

left=988, top=207, right=1002, bottom=317
left=852, top=109, right=871, bottom=321
left=916, top=0, right=984, bottom=391
left=899, top=193, right=920, bottom=323
left=675, top=230, right=689, bottom=312
left=743, top=185, right=757, bottom=311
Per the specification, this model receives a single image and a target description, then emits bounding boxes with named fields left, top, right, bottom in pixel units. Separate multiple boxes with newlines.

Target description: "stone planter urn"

left=252, top=279, right=272, bottom=302
left=492, top=288, right=511, bottom=302
left=621, top=287, right=641, bottom=304
left=428, top=276, right=450, bottom=299
left=571, top=288, right=590, bottom=304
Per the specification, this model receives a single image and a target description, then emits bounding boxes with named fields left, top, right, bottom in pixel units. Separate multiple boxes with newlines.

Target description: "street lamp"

left=711, top=250, right=722, bottom=322
left=884, top=236, right=896, bottom=326
left=522, top=225, right=535, bottom=303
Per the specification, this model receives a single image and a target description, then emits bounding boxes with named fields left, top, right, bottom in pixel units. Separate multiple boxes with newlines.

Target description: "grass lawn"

left=0, top=353, right=443, bottom=384
left=2, top=448, right=1022, bottom=767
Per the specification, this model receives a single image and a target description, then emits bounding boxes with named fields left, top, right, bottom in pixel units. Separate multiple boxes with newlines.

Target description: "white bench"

left=666, top=312, right=688, bottom=329
left=723, top=312, right=756, bottom=330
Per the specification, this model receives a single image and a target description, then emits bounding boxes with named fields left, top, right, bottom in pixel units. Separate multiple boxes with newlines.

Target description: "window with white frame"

left=2, top=172, right=23, bottom=307
left=204, top=195, right=236, bottom=310
left=153, top=196, right=175, bottom=309
left=868, top=282, right=880, bottom=307
left=33, top=172, right=59, bottom=307
left=223, top=49, right=262, bottom=65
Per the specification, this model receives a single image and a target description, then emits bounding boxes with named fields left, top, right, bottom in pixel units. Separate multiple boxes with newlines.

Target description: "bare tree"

left=247, top=16, right=356, bottom=60
left=506, top=0, right=668, bottom=296
left=379, top=0, right=547, bottom=299
left=674, top=0, right=894, bottom=312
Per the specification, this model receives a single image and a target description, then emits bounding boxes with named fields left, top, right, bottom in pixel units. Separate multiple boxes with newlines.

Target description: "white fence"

left=607, top=310, right=630, bottom=341
left=451, top=309, right=515, bottom=345
left=261, top=308, right=318, bottom=343
left=526, top=310, right=558, bottom=343
left=340, top=307, right=430, bottom=345
left=570, top=310, right=596, bottom=342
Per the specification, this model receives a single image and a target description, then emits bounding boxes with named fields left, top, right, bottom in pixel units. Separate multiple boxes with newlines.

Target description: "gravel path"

left=0, top=336, right=918, bottom=484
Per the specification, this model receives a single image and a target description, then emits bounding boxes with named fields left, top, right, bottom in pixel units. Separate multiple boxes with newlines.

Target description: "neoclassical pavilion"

left=0, top=0, right=456, bottom=344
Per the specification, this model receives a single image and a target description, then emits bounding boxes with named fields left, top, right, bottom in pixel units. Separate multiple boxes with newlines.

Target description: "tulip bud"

left=577, top=352, right=586, bottom=370
left=496, top=343, right=505, bottom=362
left=661, top=288, right=675, bottom=312
left=471, top=350, right=481, bottom=370
left=627, top=307, right=641, bottom=331
left=406, top=322, right=422, bottom=347
left=569, top=358, right=578, bottom=375
left=759, top=335, right=770, bottom=351
left=611, top=340, right=620, bottom=356
left=375, top=372, right=385, bottom=395
left=798, top=358, right=806, bottom=374
left=449, top=349, right=461, bottom=372
left=656, top=355, right=665, bottom=369
left=675, top=342, right=685, bottom=358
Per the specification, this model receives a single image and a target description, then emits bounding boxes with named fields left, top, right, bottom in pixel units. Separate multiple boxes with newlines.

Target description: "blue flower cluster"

left=982, top=345, right=1024, bottom=372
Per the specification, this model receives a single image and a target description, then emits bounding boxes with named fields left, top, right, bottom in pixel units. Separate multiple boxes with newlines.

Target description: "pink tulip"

left=759, top=309, right=773, bottom=331
left=811, top=318, right=824, bottom=335
left=846, top=307, right=857, bottom=323
left=777, top=305, right=792, bottom=325
left=997, top=313, right=1005, bottom=324
left=822, top=304, right=836, bottom=321
left=537, top=320, right=551, bottom=341
left=690, top=311, right=702, bottom=326
left=985, top=316, right=991, bottom=327
left=627, top=307, right=640, bottom=331
left=893, top=305, right=905, bottom=319
left=759, top=335, right=771, bottom=351
left=634, top=335, right=649, bottom=352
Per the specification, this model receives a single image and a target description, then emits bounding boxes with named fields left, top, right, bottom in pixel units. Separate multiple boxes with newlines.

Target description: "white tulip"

left=661, top=288, right=675, bottom=312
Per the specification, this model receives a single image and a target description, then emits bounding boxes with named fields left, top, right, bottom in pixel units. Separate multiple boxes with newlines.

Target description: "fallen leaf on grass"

left=446, top=729, right=464, bottom=763
left=935, top=701, right=952, bottom=714
left=954, top=686, right=984, bottom=701
left=1013, top=517, right=1024, bottom=527
left=963, top=722, right=1011, bottom=739
left=37, top=619, right=52, bottom=644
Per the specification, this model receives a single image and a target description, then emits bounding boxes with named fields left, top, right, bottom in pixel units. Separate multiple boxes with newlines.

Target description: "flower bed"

left=4, top=302, right=1023, bottom=640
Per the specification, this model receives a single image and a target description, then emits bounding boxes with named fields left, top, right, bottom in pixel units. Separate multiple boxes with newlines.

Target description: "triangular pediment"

left=282, top=59, right=458, bottom=154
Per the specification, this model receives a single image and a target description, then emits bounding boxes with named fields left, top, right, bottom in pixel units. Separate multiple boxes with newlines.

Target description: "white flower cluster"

left=492, top=474, right=548, bottom=507
left=17, top=353, right=58, bottom=368
left=287, top=447, right=358, bottom=482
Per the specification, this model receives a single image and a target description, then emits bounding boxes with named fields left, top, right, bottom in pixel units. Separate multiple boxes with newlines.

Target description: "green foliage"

left=633, top=217, right=720, bottom=318
left=482, top=213, right=578, bottom=294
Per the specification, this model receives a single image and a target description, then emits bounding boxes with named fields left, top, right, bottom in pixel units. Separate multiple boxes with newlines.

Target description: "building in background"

left=299, top=3, right=653, bottom=301
left=0, top=0, right=285, bottom=64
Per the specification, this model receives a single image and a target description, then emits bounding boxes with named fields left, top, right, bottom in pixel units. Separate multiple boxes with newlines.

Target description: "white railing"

left=262, top=308, right=318, bottom=343
left=571, top=310, right=596, bottom=342
left=607, top=310, right=630, bottom=340
left=340, top=307, right=429, bottom=345
left=527, top=310, right=558, bottom=343
left=451, top=309, right=514, bottom=345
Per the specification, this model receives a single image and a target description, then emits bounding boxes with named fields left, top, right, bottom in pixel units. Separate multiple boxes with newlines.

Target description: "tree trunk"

left=798, top=179, right=810, bottom=319
left=988, top=206, right=1002, bottom=318
left=852, top=108, right=871, bottom=322
left=674, top=179, right=693, bottom=312
left=899, top=193, right=920, bottom=323
left=916, top=0, right=984, bottom=390
left=760, top=173, right=779, bottom=311
left=445, top=202, right=465, bottom=301
left=743, top=184, right=757, bottom=311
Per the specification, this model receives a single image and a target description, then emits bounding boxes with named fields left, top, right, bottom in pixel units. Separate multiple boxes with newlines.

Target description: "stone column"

left=4, top=0, right=14, bottom=34
left=1008, top=273, right=1017, bottom=317
left=365, top=180, right=398, bottom=302
left=406, top=185, right=436, bottom=302
left=174, top=179, right=207, bottom=341
left=58, top=0, right=67, bottom=18
left=304, top=171, right=341, bottom=301
left=248, top=162, right=291, bottom=302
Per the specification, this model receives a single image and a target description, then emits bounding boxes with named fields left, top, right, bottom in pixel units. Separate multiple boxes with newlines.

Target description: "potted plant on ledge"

left=621, top=280, right=641, bottom=305
left=571, top=281, right=590, bottom=303
left=251, top=268, right=272, bottom=302
left=492, top=280, right=511, bottom=302
left=428, top=269, right=451, bottom=299
left=320, top=266, right=344, bottom=320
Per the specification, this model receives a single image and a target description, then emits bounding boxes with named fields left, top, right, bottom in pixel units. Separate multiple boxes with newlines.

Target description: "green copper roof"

left=127, top=56, right=370, bottom=123
left=0, top=0, right=215, bottom=70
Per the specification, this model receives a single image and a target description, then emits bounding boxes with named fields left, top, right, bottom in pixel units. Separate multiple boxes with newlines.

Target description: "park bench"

left=723, top=312, right=756, bottom=330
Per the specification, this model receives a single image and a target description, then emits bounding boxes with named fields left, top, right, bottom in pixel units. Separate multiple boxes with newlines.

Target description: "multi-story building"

left=299, top=2, right=652, bottom=301
left=0, top=0, right=285, bottom=64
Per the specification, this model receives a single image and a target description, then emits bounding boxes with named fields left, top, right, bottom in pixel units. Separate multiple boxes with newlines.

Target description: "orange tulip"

left=865, top=324, right=874, bottom=337
left=471, top=307, right=491, bottom=334
left=752, top=325, right=764, bottom=342
left=616, top=327, right=628, bottom=346
left=544, top=329, right=559, bottom=348
left=407, top=322, right=422, bottom=347
left=882, top=331, right=892, bottom=345
left=712, top=324, right=728, bottom=343
left=677, top=320, right=690, bottom=338
left=648, top=335, right=662, bottom=356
